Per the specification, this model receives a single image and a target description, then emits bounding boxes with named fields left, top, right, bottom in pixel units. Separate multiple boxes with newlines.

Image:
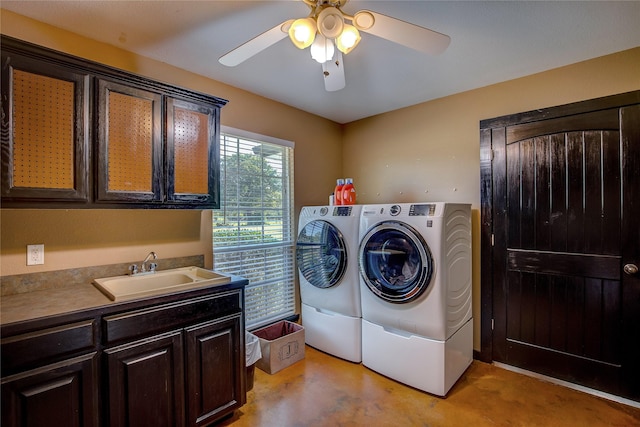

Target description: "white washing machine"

left=358, top=202, right=473, bottom=396
left=296, top=205, right=362, bottom=362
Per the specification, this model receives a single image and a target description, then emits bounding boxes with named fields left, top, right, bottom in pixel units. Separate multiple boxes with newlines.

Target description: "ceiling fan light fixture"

left=220, top=0, right=451, bottom=91
left=317, top=7, right=344, bottom=39
left=310, top=33, right=335, bottom=64
left=288, top=17, right=316, bottom=49
left=336, top=24, right=361, bottom=54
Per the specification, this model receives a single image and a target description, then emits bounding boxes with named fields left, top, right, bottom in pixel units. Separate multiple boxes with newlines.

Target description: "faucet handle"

left=129, top=264, right=139, bottom=275
left=149, top=263, right=158, bottom=272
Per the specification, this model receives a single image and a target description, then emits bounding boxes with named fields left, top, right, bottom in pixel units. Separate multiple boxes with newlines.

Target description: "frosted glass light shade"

left=336, top=24, right=361, bottom=54
left=310, top=34, right=335, bottom=63
left=288, top=18, right=316, bottom=49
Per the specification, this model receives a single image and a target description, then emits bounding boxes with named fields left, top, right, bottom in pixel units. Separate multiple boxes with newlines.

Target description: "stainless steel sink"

left=93, top=266, right=231, bottom=301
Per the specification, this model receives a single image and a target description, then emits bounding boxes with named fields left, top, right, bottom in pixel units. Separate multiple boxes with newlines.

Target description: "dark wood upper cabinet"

left=166, top=97, right=220, bottom=207
left=0, top=35, right=227, bottom=209
left=0, top=50, right=90, bottom=203
left=96, top=78, right=163, bottom=204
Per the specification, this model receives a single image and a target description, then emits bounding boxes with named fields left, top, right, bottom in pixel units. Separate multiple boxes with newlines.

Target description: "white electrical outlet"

left=27, top=244, right=45, bottom=266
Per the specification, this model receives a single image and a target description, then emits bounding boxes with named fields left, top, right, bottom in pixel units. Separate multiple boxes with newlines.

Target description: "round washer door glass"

left=296, top=220, right=347, bottom=289
left=359, top=221, right=433, bottom=303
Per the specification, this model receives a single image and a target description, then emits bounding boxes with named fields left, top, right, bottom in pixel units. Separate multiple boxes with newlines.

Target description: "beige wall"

left=0, top=11, right=341, bottom=279
left=343, top=47, right=640, bottom=349
left=2, top=10, right=640, bottom=351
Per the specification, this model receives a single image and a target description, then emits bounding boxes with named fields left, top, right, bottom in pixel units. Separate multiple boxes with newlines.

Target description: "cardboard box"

left=253, top=321, right=305, bottom=374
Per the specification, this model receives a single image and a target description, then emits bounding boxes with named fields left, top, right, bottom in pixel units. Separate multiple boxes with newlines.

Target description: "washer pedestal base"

left=302, top=303, right=362, bottom=363
left=362, top=318, right=473, bottom=396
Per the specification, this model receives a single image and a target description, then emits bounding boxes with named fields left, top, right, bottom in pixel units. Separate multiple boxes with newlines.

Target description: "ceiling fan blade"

left=322, top=51, right=345, bottom=92
left=356, top=10, right=450, bottom=55
left=219, top=19, right=294, bottom=66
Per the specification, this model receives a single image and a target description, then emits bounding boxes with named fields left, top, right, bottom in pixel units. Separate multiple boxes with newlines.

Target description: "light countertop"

left=1, top=255, right=208, bottom=326
left=1, top=282, right=112, bottom=325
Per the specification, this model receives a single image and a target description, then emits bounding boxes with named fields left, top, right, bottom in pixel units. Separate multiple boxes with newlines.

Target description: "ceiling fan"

left=218, top=0, right=450, bottom=92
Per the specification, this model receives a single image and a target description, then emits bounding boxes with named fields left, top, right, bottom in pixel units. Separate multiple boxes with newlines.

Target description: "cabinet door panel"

left=185, top=316, right=242, bottom=426
left=1, top=353, right=98, bottom=427
left=1, top=53, right=90, bottom=202
left=166, top=97, right=220, bottom=207
left=97, top=78, right=163, bottom=203
left=105, top=331, right=185, bottom=427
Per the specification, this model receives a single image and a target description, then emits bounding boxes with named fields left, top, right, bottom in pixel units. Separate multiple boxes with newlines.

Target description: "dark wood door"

left=184, top=316, right=243, bottom=427
left=1, top=353, right=98, bottom=427
left=104, top=331, right=185, bottom=427
left=480, top=91, right=640, bottom=402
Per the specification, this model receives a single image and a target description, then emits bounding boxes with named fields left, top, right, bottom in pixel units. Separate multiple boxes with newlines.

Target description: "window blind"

left=214, top=127, right=295, bottom=329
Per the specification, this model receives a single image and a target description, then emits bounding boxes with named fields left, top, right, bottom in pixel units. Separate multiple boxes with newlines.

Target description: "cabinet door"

left=97, top=78, right=163, bottom=203
left=166, top=97, right=220, bottom=207
left=184, top=316, right=243, bottom=427
left=1, top=353, right=98, bottom=427
left=104, top=331, right=185, bottom=427
left=0, top=52, right=90, bottom=202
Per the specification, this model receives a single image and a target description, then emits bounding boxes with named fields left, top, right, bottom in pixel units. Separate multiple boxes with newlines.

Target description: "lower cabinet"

left=1, top=353, right=99, bottom=427
left=104, top=315, right=242, bottom=427
left=104, top=331, right=186, bottom=427
left=185, top=317, right=242, bottom=427
left=1, top=285, right=246, bottom=427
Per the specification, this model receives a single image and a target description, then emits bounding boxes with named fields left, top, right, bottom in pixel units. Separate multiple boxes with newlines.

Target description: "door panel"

left=105, top=331, right=185, bottom=427
left=620, top=104, right=640, bottom=399
left=185, top=317, right=242, bottom=427
left=501, top=121, right=625, bottom=392
left=482, top=93, right=640, bottom=402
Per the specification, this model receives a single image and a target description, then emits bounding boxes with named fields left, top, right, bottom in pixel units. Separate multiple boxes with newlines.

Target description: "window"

left=213, top=127, right=295, bottom=329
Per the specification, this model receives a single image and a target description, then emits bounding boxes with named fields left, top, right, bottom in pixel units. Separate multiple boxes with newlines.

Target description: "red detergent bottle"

left=334, top=179, right=344, bottom=205
left=342, top=178, right=356, bottom=205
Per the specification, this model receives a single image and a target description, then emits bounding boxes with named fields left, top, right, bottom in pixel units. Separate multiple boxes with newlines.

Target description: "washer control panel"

left=332, top=206, right=352, bottom=216
left=409, top=204, right=436, bottom=216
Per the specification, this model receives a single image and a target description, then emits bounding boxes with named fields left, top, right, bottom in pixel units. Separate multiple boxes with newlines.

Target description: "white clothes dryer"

left=358, top=202, right=472, bottom=395
left=296, top=205, right=362, bottom=362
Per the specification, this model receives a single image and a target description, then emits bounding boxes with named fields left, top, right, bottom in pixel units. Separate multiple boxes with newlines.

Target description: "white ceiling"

left=3, top=1, right=640, bottom=124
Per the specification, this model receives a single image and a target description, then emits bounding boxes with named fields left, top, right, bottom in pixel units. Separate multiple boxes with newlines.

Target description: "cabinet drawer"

left=103, top=291, right=242, bottom=345
left=1, top=319, right=96, bottom=374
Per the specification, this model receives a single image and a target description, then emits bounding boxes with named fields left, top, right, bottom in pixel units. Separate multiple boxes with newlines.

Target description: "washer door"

left=296, top=220, right=347, bottom=289
left=359, top=221, right=433, bottom=303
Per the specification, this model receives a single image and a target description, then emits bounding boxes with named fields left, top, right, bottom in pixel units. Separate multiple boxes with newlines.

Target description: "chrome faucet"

left=141, top=251, right=158, bottom=273
left=129, top=251, right=158, bottom=275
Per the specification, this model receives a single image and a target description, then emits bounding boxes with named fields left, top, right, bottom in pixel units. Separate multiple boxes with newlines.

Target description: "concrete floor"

left=220, top=346, right=640, bottom=427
